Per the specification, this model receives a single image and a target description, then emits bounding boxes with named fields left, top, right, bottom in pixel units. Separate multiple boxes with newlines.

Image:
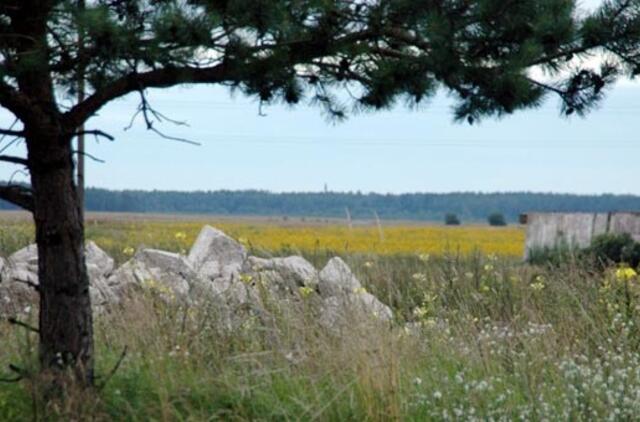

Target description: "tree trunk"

left=27, top=133, right=94, bottom=387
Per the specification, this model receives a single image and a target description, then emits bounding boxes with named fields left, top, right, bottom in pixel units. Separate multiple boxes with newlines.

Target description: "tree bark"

left=27, top=132, right=94, bottom=387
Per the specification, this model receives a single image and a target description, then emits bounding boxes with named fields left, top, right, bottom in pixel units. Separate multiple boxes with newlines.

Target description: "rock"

left=0, top=278, right=38, bottom=317
left=135, top=248, right=195, bottom=278
left=318, top=257, right=362, bottom=297
left=85, top=241, right=114, bottom=278
left=358, top=291, right=393, bottom=320
left=4, top=242, right=113, bottom=283
left=7, top=245, right=38, bottom=276
left=8, top=244, right=38, bottom=266
left=0, top=226, right=395, bottom=334
left=106, top=259, right=147, bottom=293
left=318, top=296, right=344, bottom=328
left=3, top=263, right=38, bottom=286
left=245, top=256, right=271, bottom=270
left=319, top=291, right=393, bottom=328
left=188, top=226, right=247, bottom=279
left=247, top=256, right=319, bottom=289
left=106, top=249, right=195, bottom=301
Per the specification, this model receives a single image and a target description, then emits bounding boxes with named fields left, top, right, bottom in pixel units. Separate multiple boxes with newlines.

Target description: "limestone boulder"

left=85, top=241, right=114, bottom=279
left=0, top=277, right=37, bottom=317
left=318, top=257, right=362, bottom=297
left=8, top=244, right=38, bottom=267
left=107, top=249, right=194, bottom=300
left=7, top=245, right=38, bottom=278
left=188, top=226, right=247, bottom=280
left=136, top=248, right=195, bottom=278
left=358, top=291, right=393, bottom=320
left=1, top=261, right=38, bottom=291
left=316, top=257, right=392, bottom=325
left=247, top=255, right=319, bottom=289
left=319, top=291, right=393, bottom=328
left=3, top=242, right=114, bottom=284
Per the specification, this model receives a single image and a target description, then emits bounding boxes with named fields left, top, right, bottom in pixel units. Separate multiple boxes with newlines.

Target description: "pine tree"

left=0, top=0, right=638, bottom=388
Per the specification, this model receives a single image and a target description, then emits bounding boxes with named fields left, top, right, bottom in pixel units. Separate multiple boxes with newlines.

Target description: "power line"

left=161, top=133, right=640, bottom=148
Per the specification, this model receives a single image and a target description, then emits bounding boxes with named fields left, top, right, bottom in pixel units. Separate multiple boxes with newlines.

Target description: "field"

left=2, top=213, right=640, bottom=420
left=0, top=211, right=525, bottom=262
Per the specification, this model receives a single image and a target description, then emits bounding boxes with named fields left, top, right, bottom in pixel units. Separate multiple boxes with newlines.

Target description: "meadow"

left=0, top=211, right=525, bottom=262
left=1, top=213, right=640, bottom=420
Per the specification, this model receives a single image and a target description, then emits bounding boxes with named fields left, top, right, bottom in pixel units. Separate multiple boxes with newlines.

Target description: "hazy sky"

left=1, top=0, right=637, bottom=195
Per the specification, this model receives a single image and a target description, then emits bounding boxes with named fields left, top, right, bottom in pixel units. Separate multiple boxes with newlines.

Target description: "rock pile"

left=0, top=226, right=393, bottom=329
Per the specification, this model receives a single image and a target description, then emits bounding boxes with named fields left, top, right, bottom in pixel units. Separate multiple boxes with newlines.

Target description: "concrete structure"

left=522, top=212, right=640, bottom=259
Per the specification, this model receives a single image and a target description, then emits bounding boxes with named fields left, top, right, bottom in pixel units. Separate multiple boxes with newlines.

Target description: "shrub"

left=585, top=233, right=640, bottom=268
left=527, top=241, right=582, bottom=267
left=444, top=213, right=460, bottom=226
left=487, top=213, right=507, bottom=226
left=530, top=233, right=640, bottom=269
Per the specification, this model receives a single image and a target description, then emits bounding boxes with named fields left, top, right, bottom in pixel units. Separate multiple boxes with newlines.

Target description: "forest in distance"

left=2, top=188, right=639, bottom=222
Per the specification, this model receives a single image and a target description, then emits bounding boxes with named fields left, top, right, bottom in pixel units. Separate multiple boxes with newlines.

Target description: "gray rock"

left=106, top=249, right=196, bottom=301
left=8, top=244, right=38, bottom=266
left=319, top=291, right=393, bottom=328
left=4, top=242, right=113, bottom=284
left=106, top=259, right=147, bottom=293
left=188, top=226, right=246, bottom=279
left=358, top=291, right=393, bottom=320
left=247, top=255, right=318, bottom=289
left=0, top=278, right=38, bottom=317
left=2, top=262, right=38, bottom=286
left=318, top=257, right=362, bottom=297
left=135, top=248, right=195, bottom=278
left=318, top=296, right=343, bottom=328
left=0, top=227, right=394, bottom=334
left=85, top=241, right=114, bottom=278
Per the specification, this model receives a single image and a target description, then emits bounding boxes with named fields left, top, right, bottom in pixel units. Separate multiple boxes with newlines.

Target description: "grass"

left=2, top=214, right=640, bottom=420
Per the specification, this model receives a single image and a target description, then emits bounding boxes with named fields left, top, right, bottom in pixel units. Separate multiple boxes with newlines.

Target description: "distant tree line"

left=2, top=188, right=640, bottom=222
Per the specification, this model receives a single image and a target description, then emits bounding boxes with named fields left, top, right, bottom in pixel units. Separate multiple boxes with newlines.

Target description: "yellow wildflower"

left=412, top=305, right=429, bottom=319
left=616, top=267, right=638, bottom=282
left=239, top=274, right=254, bottom=284
left=123, top=246, right=135, bottom=256
left=174, top=231, right=187, bottom=241
left=531, top=281, right=545, bottom=291
left=298, top=286, right=314, bottom=298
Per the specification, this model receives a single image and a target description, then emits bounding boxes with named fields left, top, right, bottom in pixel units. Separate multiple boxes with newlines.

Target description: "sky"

left=1, top=0, right=637, bottom=196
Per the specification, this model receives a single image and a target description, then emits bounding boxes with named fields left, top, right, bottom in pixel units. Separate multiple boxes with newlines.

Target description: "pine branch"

left=0, top=154, right=28, bottom=166
left=0, top=80, right=32, bottom=122
left=0, top=128, right=24, bottom=137
left=7, top=317, right=39, bottom=334
left=0, top=184, right=34, bottom=211
left=64, top=64, right=230, bottom=129
left=74, top=129, right=114, bottom=141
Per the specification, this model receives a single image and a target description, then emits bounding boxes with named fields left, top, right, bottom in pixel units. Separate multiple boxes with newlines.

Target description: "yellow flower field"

left=0, top=213, right=525, bottom=261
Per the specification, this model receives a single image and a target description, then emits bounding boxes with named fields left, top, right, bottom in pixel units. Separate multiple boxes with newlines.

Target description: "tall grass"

left=2, top=249, right=640, bottom=420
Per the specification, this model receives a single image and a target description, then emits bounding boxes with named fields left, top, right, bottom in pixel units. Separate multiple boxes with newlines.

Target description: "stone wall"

left=0, top=226, right=393, bottom=330
left=523, top=212, right=640, bottom=259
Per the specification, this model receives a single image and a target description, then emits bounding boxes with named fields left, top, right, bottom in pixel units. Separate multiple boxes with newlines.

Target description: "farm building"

left=521, top=212, right=640, bottom=259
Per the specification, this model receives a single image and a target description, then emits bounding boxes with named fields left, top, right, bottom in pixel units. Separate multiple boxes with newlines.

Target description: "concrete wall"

left=524, top=212, right=640, bottom=259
